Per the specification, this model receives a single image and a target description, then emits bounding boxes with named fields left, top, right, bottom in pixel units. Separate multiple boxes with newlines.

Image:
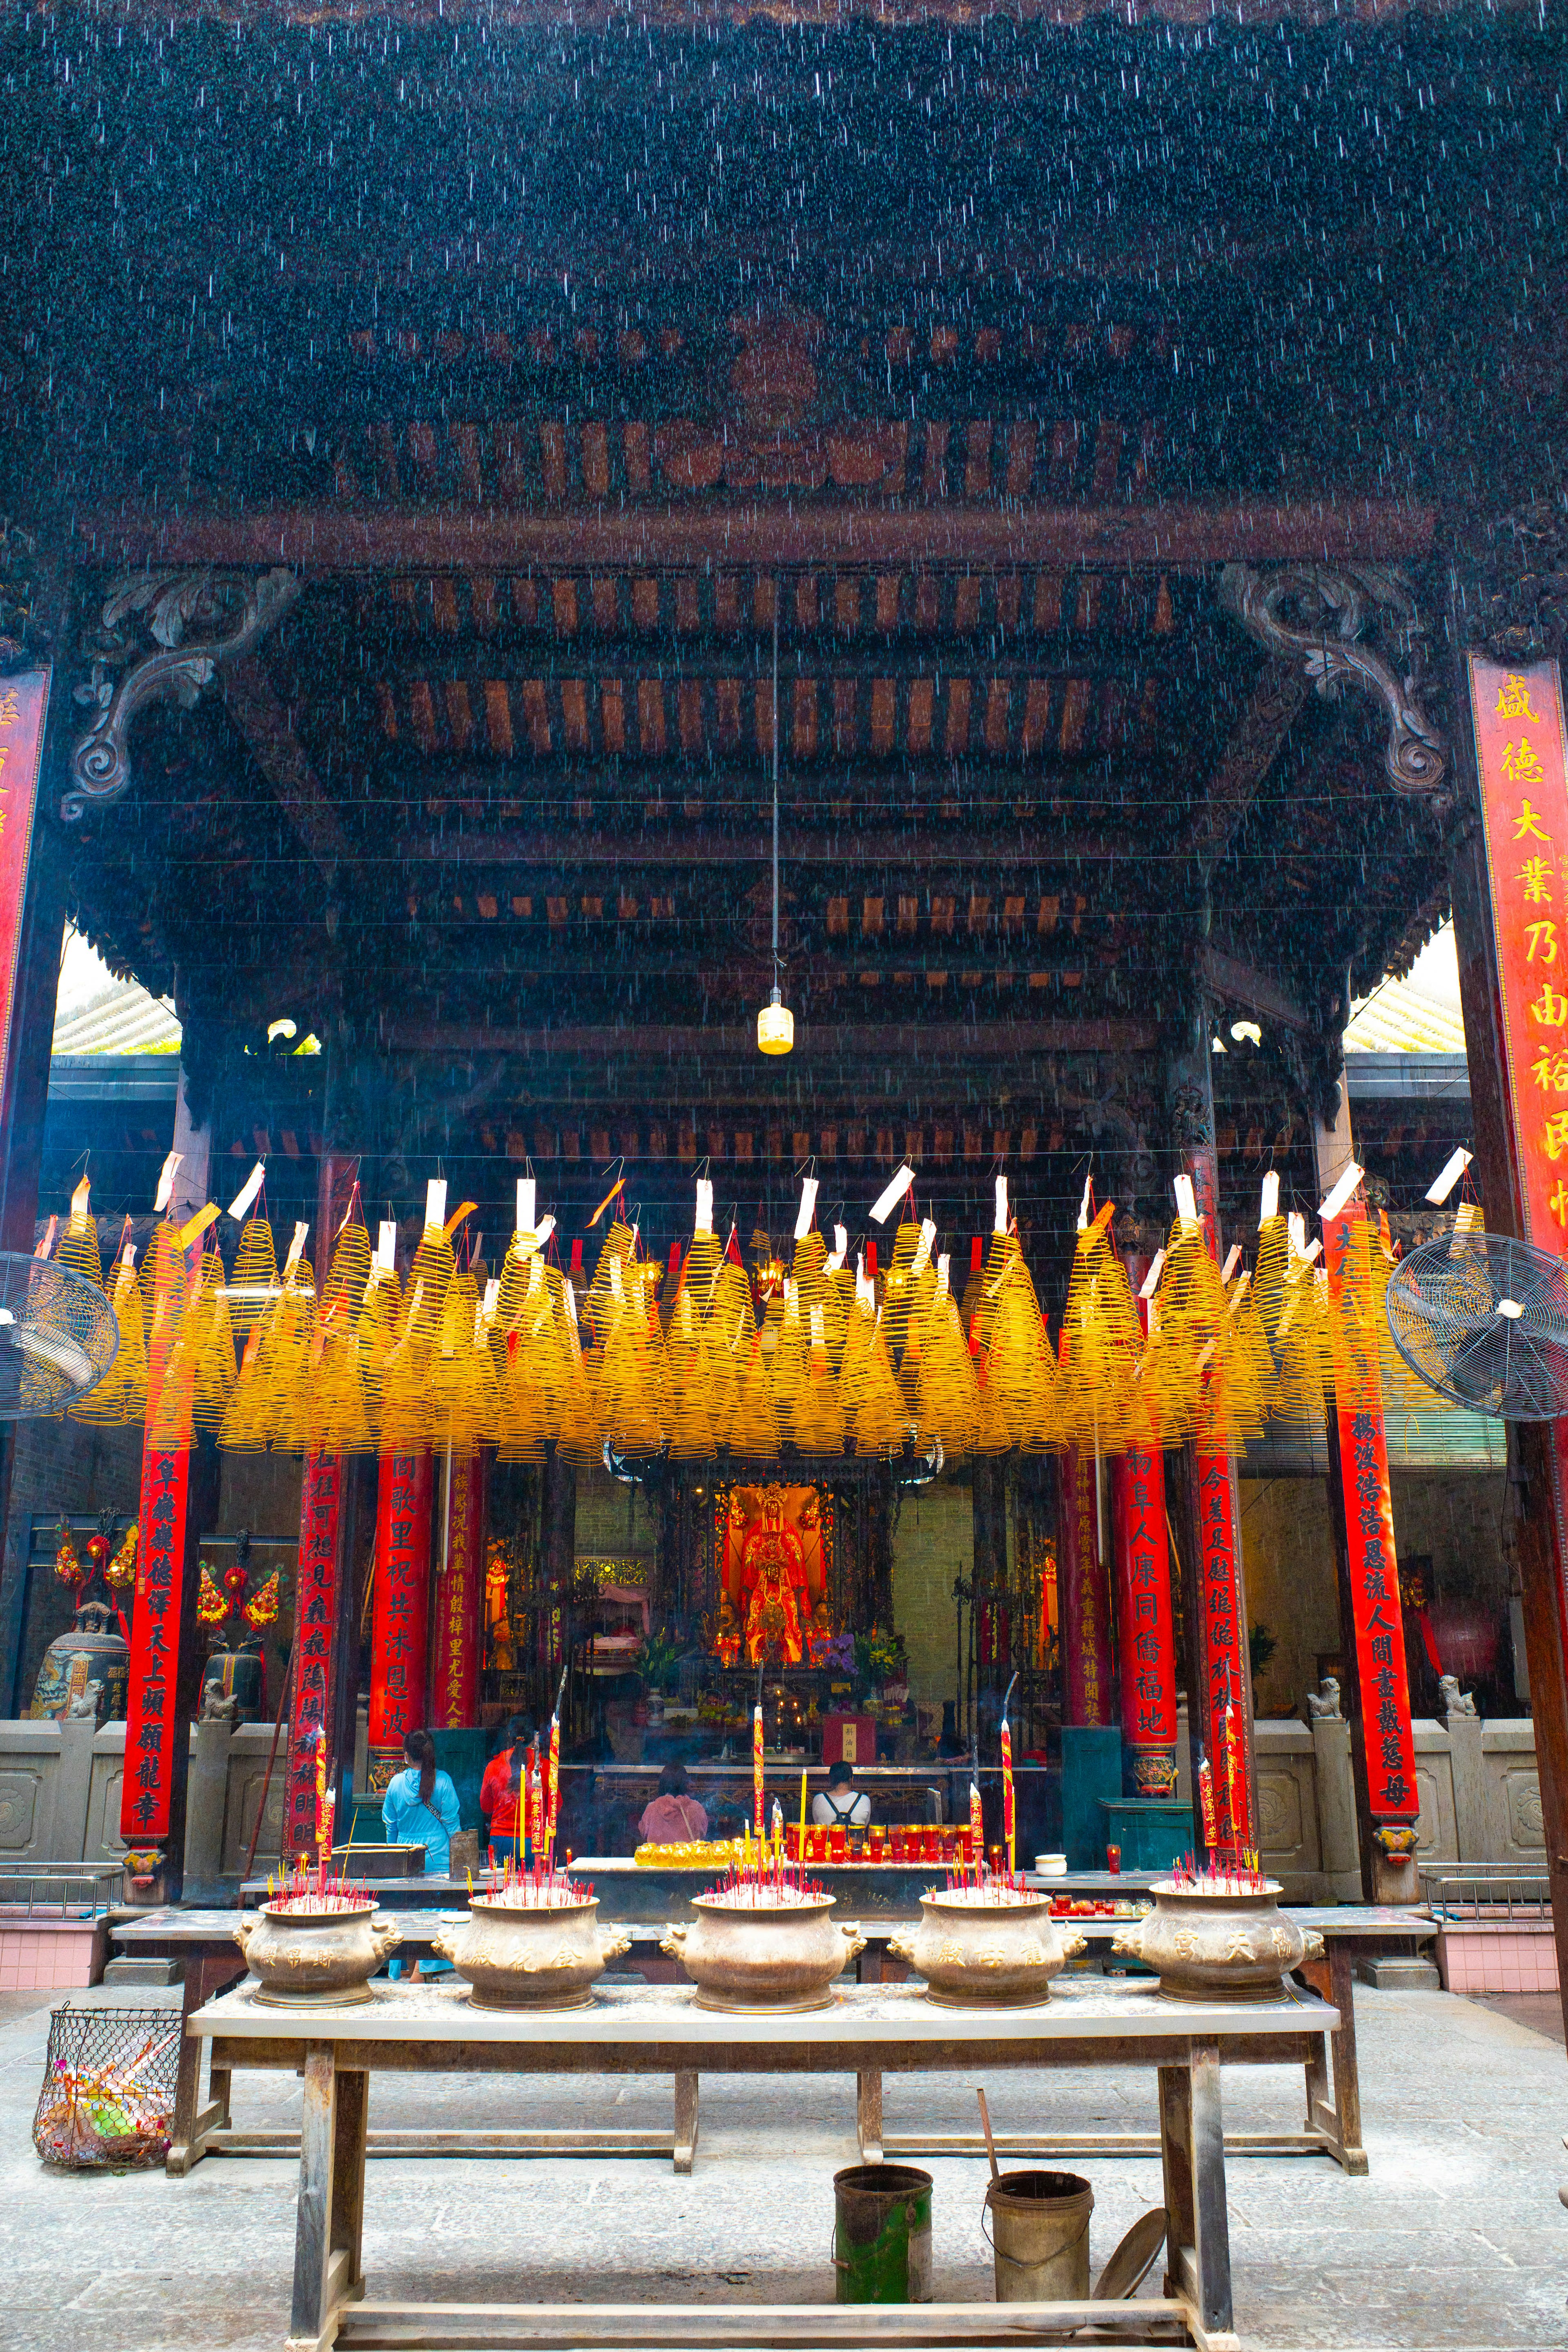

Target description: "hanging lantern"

left=757, top=985, right=793, bottom=1056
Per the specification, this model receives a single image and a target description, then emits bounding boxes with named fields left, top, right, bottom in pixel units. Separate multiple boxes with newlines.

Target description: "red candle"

left=753, top=1702, right=764, bottom=1839
left=1000, top=1714, right=1016, bottom=1875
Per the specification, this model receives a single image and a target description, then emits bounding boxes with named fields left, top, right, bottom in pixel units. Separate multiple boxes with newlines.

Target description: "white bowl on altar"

left=1035, top=1853, right=1068, bottom=1877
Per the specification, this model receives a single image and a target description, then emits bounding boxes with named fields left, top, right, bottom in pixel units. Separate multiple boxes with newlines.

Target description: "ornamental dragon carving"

left=65, top=567, right=301, bottom=822
left=1218, top=561, right=1448, bottom=801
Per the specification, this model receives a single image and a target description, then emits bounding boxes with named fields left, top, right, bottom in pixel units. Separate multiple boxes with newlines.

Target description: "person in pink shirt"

left=638, top=1762, right=708, bottom=1846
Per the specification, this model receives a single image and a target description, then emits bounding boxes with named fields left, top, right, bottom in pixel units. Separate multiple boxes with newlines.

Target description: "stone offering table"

left=189, top=1973, right=1337, bottom=2352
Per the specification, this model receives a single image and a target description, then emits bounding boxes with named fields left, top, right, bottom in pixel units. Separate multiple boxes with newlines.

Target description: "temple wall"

left=1238, top=1476, right=1341, bottom=1718
left=890, top=1478, right=973, bottom=1723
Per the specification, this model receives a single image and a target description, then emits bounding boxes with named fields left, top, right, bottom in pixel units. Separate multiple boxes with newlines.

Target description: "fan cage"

left=0, top=1256, right=120, bottom=1420
left=1385, top=1233, right=1568, bottom=1424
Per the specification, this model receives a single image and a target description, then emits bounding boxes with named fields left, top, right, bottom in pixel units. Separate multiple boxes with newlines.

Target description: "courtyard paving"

left=0, top=1978, right=1563, bottom=2351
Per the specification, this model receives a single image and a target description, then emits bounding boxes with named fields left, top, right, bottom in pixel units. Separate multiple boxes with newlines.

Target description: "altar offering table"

left=189, top=1974, right=1337, bottom=2352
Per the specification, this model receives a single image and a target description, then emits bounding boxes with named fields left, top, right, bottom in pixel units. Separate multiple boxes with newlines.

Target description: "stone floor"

left=0, top=1980, right=1564, bottom=2352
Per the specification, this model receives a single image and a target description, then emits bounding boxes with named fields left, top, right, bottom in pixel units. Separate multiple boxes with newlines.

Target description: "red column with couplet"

left=120, top=1225, right=199, bottom=1860
left=1109, top=1448, right=1180, bottom=1798
left=1059, top=1447, right=1113, bottom=1726
left=432, top=1449, right=486, bottom=1729
left=285, top=1452, right=344, bottom=1862
left=366, top=1448, right=434, bottom=1787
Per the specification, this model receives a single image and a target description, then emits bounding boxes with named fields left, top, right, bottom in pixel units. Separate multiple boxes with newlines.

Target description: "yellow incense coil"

left=187, top=1247, right=238, bottom=1435
left=728, top=1333, right=780, bottom=1460
left=846, top=1322, right=906, bottom=1456
left=225, top=1215, right=280, bottom=1336
left=1054, top=1209, right=1142, bottom=1454
left=584, top=1219, right=643, bottom=1347
left=792, top=1325, right=847, bottom=1453
left=354, top=1265, right=403, bottom=1427
left=73, top=1250, right=147, bottom=1426
left=598, top=1303, right=669, bottom=1457
left=57, top=1186, right=103, bottom=1294
left=665, top=1280, right=714, bottom=1459
left=912, top=1285, right=981, bottom=1456
left=764, top=1285, right=807, bottom=1424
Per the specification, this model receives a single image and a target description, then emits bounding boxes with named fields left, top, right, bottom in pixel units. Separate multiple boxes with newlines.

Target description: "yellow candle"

left=798, top=1767, right=808, bottom=1859
left=753, top=1701, right=764, bottom=1838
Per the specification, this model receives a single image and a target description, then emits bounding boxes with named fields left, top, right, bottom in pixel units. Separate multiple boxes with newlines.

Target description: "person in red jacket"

left=479, top=1715, right=536, bottom=1867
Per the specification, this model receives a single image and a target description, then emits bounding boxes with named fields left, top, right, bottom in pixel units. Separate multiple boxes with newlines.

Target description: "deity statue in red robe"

left=742, top=1487, right=807, bottom=1666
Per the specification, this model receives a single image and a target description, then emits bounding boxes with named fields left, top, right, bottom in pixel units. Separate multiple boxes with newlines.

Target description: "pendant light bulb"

left=758, top=984, right=794, bottom=1056
left=756, top=582, right=793, bottom=1057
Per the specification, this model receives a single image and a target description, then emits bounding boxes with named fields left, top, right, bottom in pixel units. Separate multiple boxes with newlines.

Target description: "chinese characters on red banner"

left=1060, top=1448, right=1112, bottom=1726
left=433, top=1450, right=485, bottom=1728
left=285, top=1453, right=342, bottom=1860
left=1323, top=1205, right=1419, bottom=1819
left=1110, top=1448, right=1179, bottom=1791
left=1195, top=1450, right=1252, bottom=1847
left=122, top=1443, right=191, bottom=1840
left=1470, top=657, right=1568, bottom=1245
left=367, top=1449, right=433, bottom=1764
left=0, top=671, right=49, bottom=1096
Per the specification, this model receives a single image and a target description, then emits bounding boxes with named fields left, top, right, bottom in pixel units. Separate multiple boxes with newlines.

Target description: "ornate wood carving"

left=66, top=568, right=300, bottom=822
left=1218, top=561, right=1448, bottom=800
left=1457, top=497, right=1568, bottom=663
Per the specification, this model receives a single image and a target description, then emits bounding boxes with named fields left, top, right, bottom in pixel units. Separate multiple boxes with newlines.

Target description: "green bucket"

left=832, top=2163, right=933, bottom=2304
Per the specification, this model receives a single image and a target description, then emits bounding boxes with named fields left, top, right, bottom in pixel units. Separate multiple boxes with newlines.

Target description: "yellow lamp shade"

left=757, top=994, right=794, bottom=1055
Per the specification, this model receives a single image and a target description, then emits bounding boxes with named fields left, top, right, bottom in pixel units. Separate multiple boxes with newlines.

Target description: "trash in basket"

left=33, top=2002, right=181, bottom=2171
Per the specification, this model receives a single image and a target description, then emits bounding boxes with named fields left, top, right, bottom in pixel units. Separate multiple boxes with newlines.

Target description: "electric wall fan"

left=1385, top=1230, right=1568, bottom=1423
left=0, top=1254, right=119, bottom=1418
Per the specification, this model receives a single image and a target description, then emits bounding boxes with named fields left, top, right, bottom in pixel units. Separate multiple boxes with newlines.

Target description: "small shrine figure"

left=714, top=1587, right=743, bottom=1668
left=485, top=1538, right=515, bottom=1673
left=805, top=1594, right=834, bottom=1665
left=742, top=1486, right=807, bottom=1666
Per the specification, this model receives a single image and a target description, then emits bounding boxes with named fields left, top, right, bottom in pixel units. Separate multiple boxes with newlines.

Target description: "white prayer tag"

left=154, top=1150, right=182, bottom=1213
left=227, top=1160, right=266, bottom=1221
left=425, top=1178, right=448, bottom=1230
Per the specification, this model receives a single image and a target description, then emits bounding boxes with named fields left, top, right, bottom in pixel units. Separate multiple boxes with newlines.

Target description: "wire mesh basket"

left=32, top=2001, right=180, bottom=2171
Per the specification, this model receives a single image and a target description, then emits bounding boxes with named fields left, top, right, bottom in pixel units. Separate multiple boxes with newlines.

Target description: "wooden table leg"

left=167, top=1952, right=246, bottom=2176
left=1188, top=2038, right=1236, bottom=2348
left=331, top=2070, right=370, bottom=2304
left=673, top=2070, right=699, bottom=2175
left=1157, top=2061, right=1195, bottom=2305
left=1323, top=1942, right=1369, bottom=2176
left=857, top=2069, right=884, bottom=2164
left=289, top=2041, right=347, bottom=2352
left=165, top=1960, right=209, bottom=2178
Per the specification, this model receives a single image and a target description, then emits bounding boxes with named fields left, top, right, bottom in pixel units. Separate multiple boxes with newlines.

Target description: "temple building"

left=0, top=0, right=1563, bottom=2007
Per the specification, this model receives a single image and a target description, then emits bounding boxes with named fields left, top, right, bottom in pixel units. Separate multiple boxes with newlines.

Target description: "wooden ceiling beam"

left=223, top=658, right=350, bottom=873
left=377, top=1015, right=1157, bottom=1057
left=313, top=821, right=1143, bottom=867
left=77, top=497, right=1437, bottom=576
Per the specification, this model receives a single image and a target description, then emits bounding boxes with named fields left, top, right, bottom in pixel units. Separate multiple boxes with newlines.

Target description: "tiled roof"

left=51, top=930, right=180, bottom=1058
left=1344, top=922, right=1467, bottom=1056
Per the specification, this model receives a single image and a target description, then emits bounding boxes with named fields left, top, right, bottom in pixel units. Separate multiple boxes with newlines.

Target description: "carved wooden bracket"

left=1218, top=561, right=1448, bottom=800
left=65, top=567, right=301, bottom=822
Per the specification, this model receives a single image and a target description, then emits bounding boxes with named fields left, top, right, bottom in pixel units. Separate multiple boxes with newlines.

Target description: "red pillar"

left=1110, top=1448, right=1180, bottom=1798
left=366, top=1448, right=434, bottom=1788
left=1448, top=642, right=1568, bottom=2022
left=432, top=1449, right=486, bottom=1728
left=1059, top=1447, right=1112, bottom=1726
left=285, top=1452, right=344, bottom=1864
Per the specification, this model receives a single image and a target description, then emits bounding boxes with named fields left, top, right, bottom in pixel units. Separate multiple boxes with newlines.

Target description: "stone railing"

left=0, top=1697, right=1545, bottom=1905
left=0, top=1716, right=286, bottom=1898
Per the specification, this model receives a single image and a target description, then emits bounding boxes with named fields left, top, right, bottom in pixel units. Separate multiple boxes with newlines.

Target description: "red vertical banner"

left=121, top=1443, right=191, bottom=1845
left=1468, top=656, right=1568, bottom=1246
left=0, top=670, right=49, bottom=1090
left=285, top=1453, right=343, bottom=1861
left=1110, top=1448, right=1179, bottom=1796
left=120, top=1226, right=197, bottom=1850
left=433, top=1449, right=485, bottom=1728
left=1324, top=1206, right=1420, bottom=1820
left=1470, top=656, right=1568, bottom=1685
left=1194, top=1450, right=1251, bottom=1848
left=367, top=1448, right=434, bottom=1781
left=1059, top=1448, right=1112, bottom=1726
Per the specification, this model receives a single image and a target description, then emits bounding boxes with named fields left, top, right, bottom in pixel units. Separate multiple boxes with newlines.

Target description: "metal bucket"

left=832, top=2163, right=933, bottom=2304
left=983, top=2169, right=1093, bottom=2302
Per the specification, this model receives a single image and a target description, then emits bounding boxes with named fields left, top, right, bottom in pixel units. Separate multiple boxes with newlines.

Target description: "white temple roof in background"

left=51, top=927, right=181, bottom=1056
left=1344, top=922, right=1467, bottom=1056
